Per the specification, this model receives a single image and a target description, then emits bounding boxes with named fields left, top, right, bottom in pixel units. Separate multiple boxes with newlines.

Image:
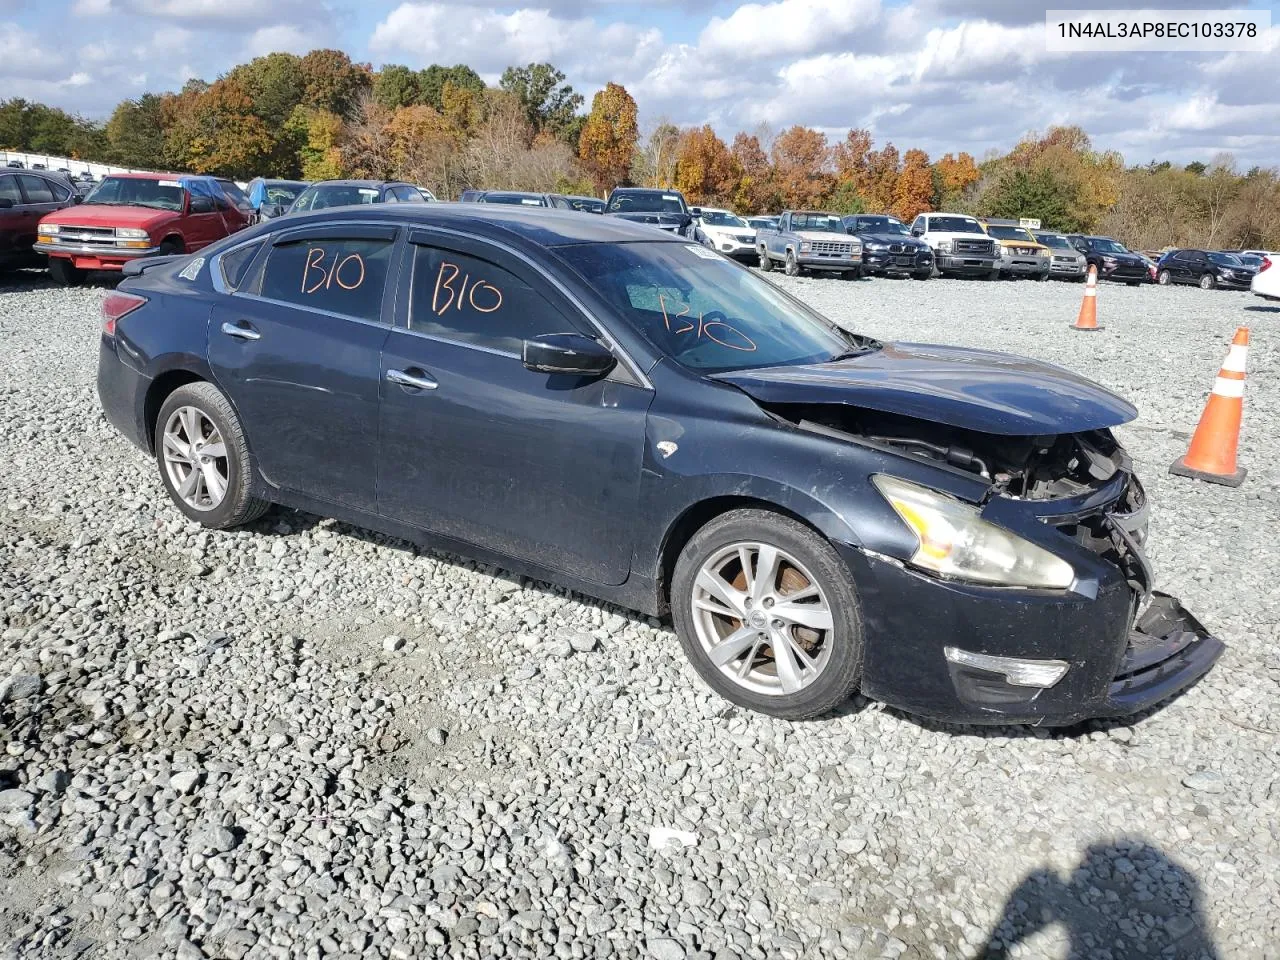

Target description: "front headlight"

left=1102, top=255, right=1117, bottom=265
left=115, top=228, right=148, bottom=239
left=799, top=241, right=812, bottom=253
left=871, top=475, right=1075, bottom=589
left=38, top=223, right=60, bottom=235
left=936, top=240, right=953, bottom=253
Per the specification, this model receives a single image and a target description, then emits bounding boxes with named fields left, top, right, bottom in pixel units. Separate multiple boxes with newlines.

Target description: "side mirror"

left=910, top=227, right=923, bottom=236
left=190, top=196, right=215, bottom=214
left=0, top=198, right=13, bottom=209
left=522, top=333, right=616, bottom=378
left=261, top=203, right=284, bottom=219
left=689, top=207, right=702, bottom=218
left=72, top=194, right=84, bottom=204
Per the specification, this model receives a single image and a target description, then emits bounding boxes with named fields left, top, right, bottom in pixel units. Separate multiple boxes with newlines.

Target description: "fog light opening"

left=944, top=647, right=1070, bottom=688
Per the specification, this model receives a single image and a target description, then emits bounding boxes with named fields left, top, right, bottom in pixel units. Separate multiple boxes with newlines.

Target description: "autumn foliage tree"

left=578, top=82, right=638, bottom=194
left=892, top=149, right=934, bottom=222
left=770, top=126, right=832, bottom=208
left=673, top=125, right=738, bottom=206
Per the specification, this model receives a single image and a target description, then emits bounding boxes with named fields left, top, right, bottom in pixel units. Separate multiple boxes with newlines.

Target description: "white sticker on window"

left=663, top=194, right=680, bottom=201
left=159, top=180, right=181, bottom=188
left=685, top=244, right=721, bottom=260
left=520, top=198, right=541, bottom=205
left=359, top=188, right=380, bottom=196
left=178, top=257, right=204, bottom=280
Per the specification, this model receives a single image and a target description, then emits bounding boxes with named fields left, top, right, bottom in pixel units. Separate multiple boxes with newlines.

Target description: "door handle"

left=221, top=322, right=261, bottom=341
left=386, top=368, right=438, bottom=391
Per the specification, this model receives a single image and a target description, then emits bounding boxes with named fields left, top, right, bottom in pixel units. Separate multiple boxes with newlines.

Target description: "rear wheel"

left=1158, top=269, right=1172, bottom=285
left=671, top=509, right=863, bottom=720
left=155, top=382, right=270, bottom=529
left=48, top=258, right=84, bottom=286
left=758, top=247, right=773, bottom=272
left=1199, top=273, right=1216, bottom=290
left=784, top=250, right=801, bottom=277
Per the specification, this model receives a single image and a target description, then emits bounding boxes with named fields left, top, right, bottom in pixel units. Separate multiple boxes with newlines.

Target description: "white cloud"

left=698, top=0, right=879, bottom=58
left=72, top=0, right=113, bottom=14
left=244, top=24, right=326, bottom=57
left=63, top=72, right=93, bottom=87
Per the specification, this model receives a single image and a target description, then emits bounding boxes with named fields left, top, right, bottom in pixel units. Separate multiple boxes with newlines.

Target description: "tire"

left=912, top=270, right=931, bottom=281
left=1157, top=269, right=1172, bottom=286
left=155, top=381, right=270, bottom=529
left=987, top=268, right=1001, bottom=281
left=1035, top=271, right=1050, bottom=281
left=1199, top=273, right=1216, bottom=290
left=158, top=238, right=183, bottom=256
left=671, top=508, right=864, bottom=720
left=48, top=257, right=84, bottom=286
left=784, top=250, right=801, bottom=277
left=758, top=247, right=773, bottom=272
left=841, top=269, right=860, bottom=281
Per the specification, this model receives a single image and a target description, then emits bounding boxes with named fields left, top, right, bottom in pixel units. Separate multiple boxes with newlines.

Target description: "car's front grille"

left=811, top=241, right=853, bottom=255
left=1053, top=475, right=1151, bottom=605
left=1009, top=246, right=1041, bottom=257
left=955, top=239, right=994, bottom=255
left=50, top=226, right=119, bottom=246
left=1052, top=255, right=1078, bottom=263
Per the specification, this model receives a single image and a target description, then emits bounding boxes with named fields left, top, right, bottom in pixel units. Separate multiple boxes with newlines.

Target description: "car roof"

left=482, top=191, right=544, bottom=199
left=308, top=180, right=396, bottom=188
left=611, top=187, right=677, bottom=194
left=99, top=171, right=195, bottom=180
left=262, top=202, right=690, bottom=247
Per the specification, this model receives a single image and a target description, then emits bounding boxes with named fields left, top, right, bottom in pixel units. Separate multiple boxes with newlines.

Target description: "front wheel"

left=758, top=247, right=773, bottom=272
left=784, top=250, right=802, bottom=277
left=155, top=382, right=270, bottom=529
left=1199, top=273, right=1216, bottom=290
left=1157, top=269, right=1172, bottom=285
left=912, top=270, right=932, bottom=281
left=48, top=258, right=85, bottom=286
left=1035, top=271, right=1050, bottom=281
left=987, top=268, right=1001, bottom=281
left=671, top=509, right=864, bottom=720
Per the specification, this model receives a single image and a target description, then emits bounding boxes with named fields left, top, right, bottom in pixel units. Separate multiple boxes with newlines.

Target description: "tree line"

left=2, top=48, right=1277, bottom=250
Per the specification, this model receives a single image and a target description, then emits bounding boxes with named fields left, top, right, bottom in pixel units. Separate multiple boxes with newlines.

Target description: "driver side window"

left=408, top=244, right=568, bottom=353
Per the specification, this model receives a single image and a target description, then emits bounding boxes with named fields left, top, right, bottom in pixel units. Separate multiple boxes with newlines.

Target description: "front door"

left=376, top=231, right=652, bottom=585
left=208, top=223, right=401, bottom=512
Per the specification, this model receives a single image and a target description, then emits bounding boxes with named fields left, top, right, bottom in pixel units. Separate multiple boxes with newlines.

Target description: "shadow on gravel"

left=0, top=270, right=119, bottom=291
left=977, top=840, right=1221, bottom=959
left=1243, top=304, right=1280, bottom=314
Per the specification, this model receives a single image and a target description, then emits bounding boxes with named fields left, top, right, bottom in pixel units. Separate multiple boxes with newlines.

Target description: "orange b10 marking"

left=302, top=247, right=365, bottom=294
left=432, top=261, right=503, bottom=316
left=658, top=294, right=756, bottom=352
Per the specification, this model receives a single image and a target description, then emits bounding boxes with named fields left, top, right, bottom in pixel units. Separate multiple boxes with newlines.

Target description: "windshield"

left=1086, top=238, right=1127, bottom=253
left=292, top=184, right=382, bottom=210
left=608, top=192, right=687, bottom=214
left=83, top=176, right=184, bottom=211
left=1208, top=252, right=1242, bottom=267
left=853, top=217, right=909, bottom=236
left=790, top=213, right=845, bottom=233
left=266, top=183, right=304, bottom=205
left=986, top=225, right=1037, bottom=242
left=1035, top=233, right=1071, bottom=248
left=1235, top=254, right=1262, bottom=268
left=700, top=211, right=748, bottom=228
left=559, top=242, right=870, bottom=374
left=927, top=216, right=984, bottom=234
left=483, top=193, right=546, bottom=206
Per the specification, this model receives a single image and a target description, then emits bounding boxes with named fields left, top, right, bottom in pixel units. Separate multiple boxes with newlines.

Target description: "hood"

left=858, top=232, right=926, bottom=248
left=42, top=204, right=179, bottom=230
left=1102, top=250, right=1146, bottom=265
left=609, top=212, right=689, bottom=230
left=714, top=341, right=1137, bottom=436
left=794, top=230, right=855, bottom=243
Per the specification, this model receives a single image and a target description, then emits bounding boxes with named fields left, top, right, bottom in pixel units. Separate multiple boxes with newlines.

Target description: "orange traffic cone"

left=1169, top=327, right=1249, bottom=487
left=1071, top=265, right=1102, bottom=331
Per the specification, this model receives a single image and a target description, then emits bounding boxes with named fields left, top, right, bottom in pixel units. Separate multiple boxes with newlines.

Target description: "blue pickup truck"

left=755, top=210, right=863, bottom=278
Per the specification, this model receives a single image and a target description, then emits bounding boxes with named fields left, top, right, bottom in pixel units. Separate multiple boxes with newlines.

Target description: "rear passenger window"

left=409, top=245, right=562, bottom=352
left=0, top=176, right=19, bottom=204
left=220, top=241, right=264, bottom=291
left=260, top=237, right=394, bottom=322
left=18, top=176, right=55, bottom=203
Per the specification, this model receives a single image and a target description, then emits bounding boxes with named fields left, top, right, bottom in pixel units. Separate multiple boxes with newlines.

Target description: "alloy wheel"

left=161, top=406, right=229, bottom=512
left=690, top=541, right=834, bottom=696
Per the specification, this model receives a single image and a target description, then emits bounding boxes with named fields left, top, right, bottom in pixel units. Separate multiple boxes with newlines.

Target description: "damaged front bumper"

left=843, top=471, right=1224, bottom=726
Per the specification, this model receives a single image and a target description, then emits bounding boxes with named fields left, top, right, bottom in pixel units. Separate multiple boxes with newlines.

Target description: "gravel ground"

left=1, top=268, right=1277, bottom=960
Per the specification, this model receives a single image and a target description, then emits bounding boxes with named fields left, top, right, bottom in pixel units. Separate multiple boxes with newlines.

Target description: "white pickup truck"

left=908, top=212, right=999, bottom=279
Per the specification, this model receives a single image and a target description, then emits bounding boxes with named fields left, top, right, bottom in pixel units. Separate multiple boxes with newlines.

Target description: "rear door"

left=208, top=222, right=401, bottom=512
left=184, top=180, right=229, bottom=249
left=16, top=175, right=68, bottom=254
left=0, top=174, right=32, bottom=262
left=376, top=229, right=652, bottom=584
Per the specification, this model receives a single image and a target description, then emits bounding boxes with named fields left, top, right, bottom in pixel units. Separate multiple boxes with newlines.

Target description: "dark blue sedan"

left=95, top=204, right=1222, bottom=724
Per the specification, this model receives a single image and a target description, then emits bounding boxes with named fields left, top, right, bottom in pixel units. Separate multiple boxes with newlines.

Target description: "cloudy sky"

left=2, top=0, right=1278, bottom=166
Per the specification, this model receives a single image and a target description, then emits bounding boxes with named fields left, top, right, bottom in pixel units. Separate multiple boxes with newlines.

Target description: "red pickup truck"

left=35, top=172, right=251, bottom=284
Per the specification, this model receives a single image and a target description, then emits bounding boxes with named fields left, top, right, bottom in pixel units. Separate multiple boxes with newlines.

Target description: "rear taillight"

left=101, top=291, right=147, bottom=335
left=1261, top=257, right=1272, bottom=273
